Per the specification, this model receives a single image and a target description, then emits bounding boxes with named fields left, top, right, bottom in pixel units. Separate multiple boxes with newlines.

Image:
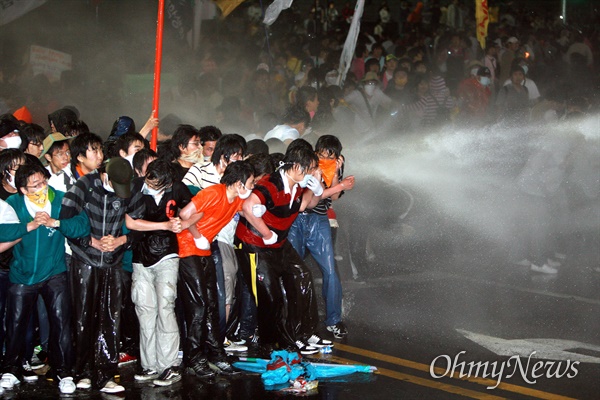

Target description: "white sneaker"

left=295, top=340, right=319, bottom=355
left=0, top=373, right=20, bottom=390
left=134, top=369, right=158, bottom=381
left=59, top=377, right=76, bottom=394
left=546, top=258, right=561, bottom=268
left=223, top=338, right=248, bottom=353
left=307, top=334, right=333, bottom=348
left=531, top=263, right=558, bottom=274
left=100, top=380, right=125, bottom=393
left=76, top=378, right=92, bottom=389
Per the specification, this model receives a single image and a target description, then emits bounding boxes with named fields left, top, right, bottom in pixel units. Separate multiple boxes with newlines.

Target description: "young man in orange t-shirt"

left=177, top=161, right=254, bottom=379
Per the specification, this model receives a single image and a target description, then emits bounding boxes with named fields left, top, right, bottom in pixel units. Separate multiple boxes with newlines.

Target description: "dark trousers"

left=70, top=258, right=123, bottom=389
left=120, top=269, right=140, bottom=360
left=236, top=241, right=318, bottom=348
left=0, top=269, right=9, bottom=364
left=178, top=256, right=225, bottom=368
left=3, top=272, right=72, bottom=380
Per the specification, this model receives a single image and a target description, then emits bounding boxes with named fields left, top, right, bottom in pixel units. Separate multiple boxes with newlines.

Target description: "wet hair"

left=171, top=124, right=199, bottom=156
left=70, top=132, right=103, bottom=168
left=133, top=148, right=158, bottom=177
left=144, top=158, right=176, bottom=189
left=199, top=125, right=222, bottom=145
left=113, top=132, right=146, bottom=158
left=282, top=139, right=318, bottom=172
left=269, top=152, right=285, bottom=169
left=48, top=108, right=78, bottom=134
left=211, top=134, right=246, bottom=165
left=246, top=153, right=274, bottom=177
left=295, top=86, right=318, bottom=109
left=315, top=135, right=342, bottom=158
left=18, top=123, right=45, bottom=153
left=62, top=119, right=89, bottom=138
left=282, top=105, right=311, bottom=127
left=15, top=160, right=50, bottom=193
left=246, top=139, right=269, bottom=156
left=0, top=149, right=25, bottom=182
left=220, top=160, right=254, bottom=187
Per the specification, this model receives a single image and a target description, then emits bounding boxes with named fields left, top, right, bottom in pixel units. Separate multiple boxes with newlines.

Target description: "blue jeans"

left=288, top=212, right=343, bottom=326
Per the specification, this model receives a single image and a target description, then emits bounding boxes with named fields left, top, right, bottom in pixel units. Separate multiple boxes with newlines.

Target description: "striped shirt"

left=182, top=161, right=220, bottom=190
left=60, top=171, right=145, bottom=268
left=235, top=170, right=304, bottom=250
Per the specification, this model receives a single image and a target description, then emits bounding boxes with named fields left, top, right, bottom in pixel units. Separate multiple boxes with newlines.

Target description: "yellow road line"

left=332, top=343, right=577, bottom=400
left=324, top=354, right=506, bottom=400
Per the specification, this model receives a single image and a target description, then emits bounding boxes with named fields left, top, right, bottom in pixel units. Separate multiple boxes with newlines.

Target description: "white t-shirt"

left=264, top=124, right=300, bottom=142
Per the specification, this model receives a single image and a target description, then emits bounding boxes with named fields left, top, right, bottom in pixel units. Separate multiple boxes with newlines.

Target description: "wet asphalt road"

left=3, top=225, right=599, bottom=400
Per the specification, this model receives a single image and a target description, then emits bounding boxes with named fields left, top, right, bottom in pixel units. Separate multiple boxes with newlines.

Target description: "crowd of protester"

left=0, top=0, right=598, bottom=395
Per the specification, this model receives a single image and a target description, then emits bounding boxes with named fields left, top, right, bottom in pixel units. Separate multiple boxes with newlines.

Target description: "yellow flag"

left=212, top=0, right=245, bottom=18
left=475, top=0, right=489, bottom=49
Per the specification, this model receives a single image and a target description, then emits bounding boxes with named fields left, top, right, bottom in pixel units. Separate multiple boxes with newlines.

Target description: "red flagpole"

left=151, top=0, right=165, bottom=151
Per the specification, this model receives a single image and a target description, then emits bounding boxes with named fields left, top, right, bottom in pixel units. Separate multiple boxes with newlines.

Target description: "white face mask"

left=521, top=65, right=529, bottom=75
left=141, top=182, right=162, bottom=197
left=1, top=135, right=22, bottom=150
left=479, top=76, right=491, bottom=86
left=203, top=155, right=211, bottom=162
left=471, top=67, right=479, bottom=76
left=103, top=175, right=115, bottom=193
left=364, top=84, right=376, bottom=97
left=237, top=184, right=252, bottom=199
left=6, top=173, right=16, bottom=189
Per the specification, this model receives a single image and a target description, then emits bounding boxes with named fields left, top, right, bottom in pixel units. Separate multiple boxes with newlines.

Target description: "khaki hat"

left=39, top=132, right=69, bottom=160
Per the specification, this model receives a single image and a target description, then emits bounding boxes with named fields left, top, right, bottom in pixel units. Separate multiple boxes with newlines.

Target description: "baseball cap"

left=105, top=157, right=134, bottom=198
left=477, top=67, right=491, bottom=77
left=506, top=37, right=519, bottom=44
left=39, top=132, right=69, bottom=160
left=385, top=54, right=398, bottom=62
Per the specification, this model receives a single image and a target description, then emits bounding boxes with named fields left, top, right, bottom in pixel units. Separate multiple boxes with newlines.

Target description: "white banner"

left=29, top=45, right=72, bottom=83
left=0, top=0, right=46, bottom=26
left=263, top=0, right=294, bottom=26
left=337, top=0, right=365, bottom=85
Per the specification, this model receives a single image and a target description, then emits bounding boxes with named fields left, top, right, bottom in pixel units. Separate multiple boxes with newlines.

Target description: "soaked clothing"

left=130, top=179, right=191, bottom=374
left=59, top=172, right=145, bottom=389
left=176, top=184, right=242, bottom=367
left=176, top=184, right=242, bottom=258
left=1, top=190, right=89, bottom=382
left=132, top=258, right=180, bottom=373
left=130, top=179, right=192, bottom=267
left=69, top=260, right=123, bottom=388
left=289, top=182, right=344, bottom=326
left=182, top=161, right=220, bottom=193
left=236, top=171, right=304, bottom=249
left=235, top=171, right=318, bottom=347
left=60, top=171, right=145, bottom=268
left=235, top=241, right=318, bottom=347
left=178, top=256, right=226, bottom=367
